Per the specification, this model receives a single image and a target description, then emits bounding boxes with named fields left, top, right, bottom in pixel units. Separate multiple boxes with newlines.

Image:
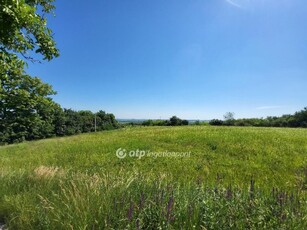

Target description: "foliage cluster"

left=0, top=108, right=119, bottom=144
left=142, top=116, right=189, bottom=126
left=0, top=1, right=119, bottom=145
left=209, top=108, right=307, bottom=128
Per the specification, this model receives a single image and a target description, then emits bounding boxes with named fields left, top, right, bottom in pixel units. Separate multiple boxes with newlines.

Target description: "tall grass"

left=0, top=126, right=306, bottom=228
left=0, top=170, right=306, bottom=229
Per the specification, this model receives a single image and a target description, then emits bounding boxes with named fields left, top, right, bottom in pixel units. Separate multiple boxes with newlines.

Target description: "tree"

left=142, top=119, right=154, bottom=126
left=96, top=111, right=119, bottom=130
left=223, top=112, right=235, bottom=126
left=182, top=120, right=189, bottom=125
left=79, top=110, right=95, bottom=133
left=224, top=112, right=235, bottom=121
left=0, top=0, right=59, bottom=61
left=53, top=106, right=66, bottom=136
left=293, top=107, right=307, bottom=127
left=169, top=116, right=182, bottom=126
left=62, top=109, right=82, bottom=135
left=209, top=119, right=224, bottom=126
left=1, top=0, right=59, bottom=144
left=0, top=52, right=60, bottom=143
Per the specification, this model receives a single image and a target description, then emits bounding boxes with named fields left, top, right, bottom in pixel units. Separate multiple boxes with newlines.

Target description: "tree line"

left=141, top=116, right=189, bottom=126
left=0, top=0, right=119, bottom=145
left=0, top=105, right=119, bottom=144
left=209, top=108, right=307, bottom=128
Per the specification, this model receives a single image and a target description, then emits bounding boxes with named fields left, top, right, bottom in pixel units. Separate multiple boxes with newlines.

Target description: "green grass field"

left=0, top=126, right=306, bottom=229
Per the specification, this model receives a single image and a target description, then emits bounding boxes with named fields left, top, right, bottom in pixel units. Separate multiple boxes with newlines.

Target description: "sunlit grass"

left=0, top=126, right=306, bottom=229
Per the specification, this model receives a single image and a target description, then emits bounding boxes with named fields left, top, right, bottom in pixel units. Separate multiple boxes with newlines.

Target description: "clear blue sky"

left=28, top=0, right=307, bottom=119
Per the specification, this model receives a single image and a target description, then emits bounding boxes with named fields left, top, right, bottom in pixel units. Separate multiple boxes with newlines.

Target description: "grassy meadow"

left=0, top=126, right=306, bottom=229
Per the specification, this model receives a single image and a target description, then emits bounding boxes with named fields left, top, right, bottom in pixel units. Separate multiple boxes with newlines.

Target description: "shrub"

left=209, top=119, right=224, bottom=126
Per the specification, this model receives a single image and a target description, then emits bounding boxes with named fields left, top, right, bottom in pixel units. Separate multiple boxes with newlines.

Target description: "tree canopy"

left=210, top=108, right=307, bottom=128
left=0, top=1, right=120, bottom=145
left=0, top=0, right=60, bottom=143
left=0, top=50, right=60, bottom=143
left=0, top=0, right=59, bottom=61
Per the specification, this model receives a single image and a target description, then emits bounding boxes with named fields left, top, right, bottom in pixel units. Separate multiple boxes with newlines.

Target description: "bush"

left=209, top=107, right=307, bottom=128
left=209, top=119, right=224, bottom=126
left=142, top=117, right=189, bottom=127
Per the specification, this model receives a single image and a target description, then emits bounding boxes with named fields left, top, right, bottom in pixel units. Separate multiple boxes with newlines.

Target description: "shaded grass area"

left=0, top=126, right=306, bottom=228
